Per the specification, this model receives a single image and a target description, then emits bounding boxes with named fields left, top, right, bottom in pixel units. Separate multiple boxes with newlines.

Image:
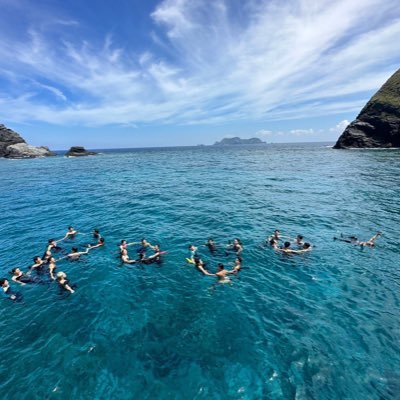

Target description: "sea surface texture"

left=0, top=143, right=399, bottom=400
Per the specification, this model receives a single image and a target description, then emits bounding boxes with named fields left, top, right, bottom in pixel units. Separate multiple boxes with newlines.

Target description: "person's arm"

left=64, top=284, right=75, bottom=294
left=77, top=248, right=90, bottom=256
left=49, top=266, right=56, bottom=280
left=198, top=264, right=215, bottom=276
left=12, top=276, right=26, bottom=285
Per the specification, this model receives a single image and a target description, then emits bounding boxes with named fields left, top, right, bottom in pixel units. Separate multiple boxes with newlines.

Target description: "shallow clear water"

left=0, top=143, right=399, bottom=399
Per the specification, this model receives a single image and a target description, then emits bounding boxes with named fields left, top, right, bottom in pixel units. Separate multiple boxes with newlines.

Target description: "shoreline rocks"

left=65, top=146, right=98, bottom=157
left=334, top=69, right=400, bottom=149
left=0, top=124, right=56, bottom=158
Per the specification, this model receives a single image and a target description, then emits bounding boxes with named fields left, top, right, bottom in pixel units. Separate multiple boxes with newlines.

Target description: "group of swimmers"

left=0, top=227, right=105, bottom=301
left=1, top=225, right=383, bottom=300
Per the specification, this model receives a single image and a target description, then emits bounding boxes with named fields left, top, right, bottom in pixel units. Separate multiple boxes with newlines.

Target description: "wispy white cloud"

left=0, top=0, right=399, bottom=127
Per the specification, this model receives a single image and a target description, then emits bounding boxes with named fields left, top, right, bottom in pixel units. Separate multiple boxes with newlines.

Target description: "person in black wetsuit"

left=205, top=238, right=217, bottom=255
left=11, top=268, right=37, bottom=285
left=56, top=272, right=75, bottom=293
left=30, top=256, right=45, bottom=274
left=226, top=238, right=243, bottom=256
left=0, top=278, right=21, bottom=301
left=88, top=237, right=105, bottom=250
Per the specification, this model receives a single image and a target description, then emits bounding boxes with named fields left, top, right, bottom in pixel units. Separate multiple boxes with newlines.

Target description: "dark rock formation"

left=0, top=124, right=55, bottom=158
left=0, top=124, right=26, bottom=156
left=5, top=143, right=56, bottom=158
left=334, top=68, right=400, bottom=148
left=214, top=137, right=266, bottom=145
left=65, top=146, right=98, bottom=157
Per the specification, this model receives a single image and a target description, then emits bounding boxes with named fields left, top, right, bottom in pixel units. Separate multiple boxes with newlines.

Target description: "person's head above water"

left=269, top=238, right=277, bottom=246
left=71, top=247, right=78, bottom=253
left=303, top=242, right=311, bottom=249
left=296, top=235, right=304, bottom=241
left=33, top=256, right=42, bottom=263
left=217, top=263, right=224, bottom=271
left=120, top=240, right=126, bottom=245
left=0, top=278, right=9, bottom=287
left=121, top=249, right=128, bottom=256
left=283, top=241, right=291, bottom=249
left=68, top=226, right=74, bottom=231
left=11, top=267, right=21, bottom=274
left=57, top=271, right=67, bottom=280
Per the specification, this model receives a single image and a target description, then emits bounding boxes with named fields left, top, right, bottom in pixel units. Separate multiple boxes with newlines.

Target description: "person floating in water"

left=232, top=257, right=242, bottom=273
left=62, top=226, right=78, bottom=241
left=0, top=278, right=21, bottom=301
left=93, top=229, right=101, bottom=240
left=193, top=257, right=215, bottom=276
left=88, top=237, right=105, bottom=250
left=120, top=249, right=139, bottom=264
left=56, top=272, right=75, bottom=294
left=226, top=238, right=243, bottom=256
left=204, top=238, right=217, bottom=255
left=30, top=256, right=45, bottom=274
left=268, top=238, right=279, bottom=249
left=141, top=244, right=165, bottom=264
left=215, top=263, right=237, bottom=284
left=47, top=257, right=57, bottom=280
left=334, top=232, right=382, bottom=247
left=188, top=245, right=199, bottom=263
left=276, top=241, right=312, bottom=254
left=66, top=247, right=90, bottom=261
left=11, top=268, right=37, bottom=285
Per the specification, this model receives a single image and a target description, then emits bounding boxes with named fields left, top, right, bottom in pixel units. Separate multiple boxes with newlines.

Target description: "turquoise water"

left=0, top=143, right=399, bottom=399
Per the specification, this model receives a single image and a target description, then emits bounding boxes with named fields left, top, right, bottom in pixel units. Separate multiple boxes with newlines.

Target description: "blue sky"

left=1, top=0, right=400, bottom=149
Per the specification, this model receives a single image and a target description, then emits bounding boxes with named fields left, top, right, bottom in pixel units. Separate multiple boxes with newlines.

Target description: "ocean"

left=0, top=143, right=399, bottom=399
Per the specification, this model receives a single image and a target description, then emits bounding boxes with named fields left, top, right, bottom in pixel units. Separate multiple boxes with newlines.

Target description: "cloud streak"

left=0, top=0, right=399, bottom=128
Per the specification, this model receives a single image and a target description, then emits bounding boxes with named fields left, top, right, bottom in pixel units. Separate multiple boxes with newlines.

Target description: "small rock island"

left=213, top=137, right=266, bottom=146
left=0, top=124, right=55, bottom=158
left=65, top=146, right=98, bottom=157
left=334, top=68, right=400, bottom=148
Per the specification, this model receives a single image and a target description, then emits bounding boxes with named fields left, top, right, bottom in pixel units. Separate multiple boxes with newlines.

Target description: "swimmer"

left=232, top=257, right=242, bottom=273
left=277, top=241, right=292, bottom=253
left=0, top=279, right=20, bottom=301
left=268, top=238, right=279, bottom=249
left=204, top=238, right=217, bottom=255
left=119, top=240, right=137, bottom=253
left=120, top=249, right=138, bottom=264
left=11, top=268, right=36, bottom=285
left=30, top=256, right=45, bottom=273
left=46, top=239, right=62, bottom=253
left=135, top=238, right=154, bottom=254
left=188, top=245, right=199, bottom=262
left=277, top=242, right=312, bottom=254
left=88, top=237, right=105, bottom=250
left=48, top=257, right=57, bottom=280
left=93, top=229, right=101, bottom=240
left=42, top=249, right=53, bottom=263
left=66, top=247, right=89, bottom=260
left=357, top=232, right=382, bottom=247
left=144, top=244, right=163, bottom=263
left=295, top=235, right=304, bottom=246
left=193, top=257, right=215, bottom=276
left=215, top=263, right=235, bottom=283
left=62, top=226, right=78, bottom=240
left=56, top=272, right=75, bottom=294
left=226, top=238, right=243, bottom=255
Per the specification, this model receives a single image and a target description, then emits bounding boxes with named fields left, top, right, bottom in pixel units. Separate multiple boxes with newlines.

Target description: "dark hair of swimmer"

left=188, top=245, right=193, bottom=249
left=71, top=247, right=78, bottom=253
left=0, top=278, right=7, bottom=286
left=303, top=242, right=311, bottom=249
left=94, top=229, right=99, bottom=233
left=284, top=242, right=291, bottom=248
left=11, top=268, right=17, bottom=274
left=48, top=239, right=55, bottom=244
left=68, top=226, right=73, bottom=230
left=217, top=263, right=224, bottom=270
left=236, top=256, right=242, bottom=263
left=269, top=238, right=277, bottom=245
left=120, top=240, right=126, bottom=244
left=297, top=235, right=304, bottom=240
left=99, top=238, right=105, bottom=243
left=33, top=256, right=41, bottom=262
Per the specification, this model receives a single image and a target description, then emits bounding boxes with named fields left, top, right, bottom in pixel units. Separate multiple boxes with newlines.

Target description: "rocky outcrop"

left=0, top=124, right=26, bottom=156
left=65, top=146, right=98, bottom=157
left=214, top=137, right=266, bottom=145
left=334, top=69, right=400, bottom=148
left=0, top=124, right=55, bottom=158
left=4, top=143, right=56, bottom=158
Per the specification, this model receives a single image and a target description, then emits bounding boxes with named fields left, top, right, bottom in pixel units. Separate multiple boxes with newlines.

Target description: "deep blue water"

left=0, top=143, right=399, bottom=399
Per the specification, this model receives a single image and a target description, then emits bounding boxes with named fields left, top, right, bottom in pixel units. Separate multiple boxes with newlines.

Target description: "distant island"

left=213, top=137, right=266, bottom=146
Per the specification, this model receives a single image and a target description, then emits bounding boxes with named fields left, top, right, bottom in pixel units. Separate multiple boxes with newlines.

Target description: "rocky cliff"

left=334, top=69, right=400, bottom=148
left=0, top=124, right=26, bottom=156
left=0, top=124, right=55, bottom=158
left=65, top=146, right=98, bottom=157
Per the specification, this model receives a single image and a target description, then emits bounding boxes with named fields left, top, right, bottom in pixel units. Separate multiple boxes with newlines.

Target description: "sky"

left=0, top=0, right=400, bottom=149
